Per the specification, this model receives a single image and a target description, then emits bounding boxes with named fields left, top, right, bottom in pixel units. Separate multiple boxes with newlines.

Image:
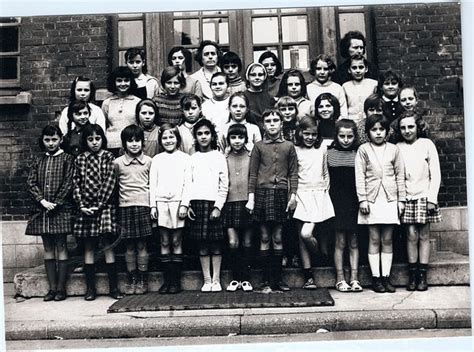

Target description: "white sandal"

left=241, top=281, right=253, bottom=292
left=226, top=280, right=240, bottom=292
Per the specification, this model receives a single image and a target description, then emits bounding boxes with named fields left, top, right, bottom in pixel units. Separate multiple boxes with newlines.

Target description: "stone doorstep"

left=13, top=251, right=470, bottom=298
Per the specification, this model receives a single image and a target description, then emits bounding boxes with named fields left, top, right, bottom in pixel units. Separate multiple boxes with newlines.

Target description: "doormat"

left=108, top=288, right=334, bottom=313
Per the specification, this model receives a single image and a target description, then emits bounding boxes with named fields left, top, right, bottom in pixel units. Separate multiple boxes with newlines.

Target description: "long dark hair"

left=329, top=119, right=359, bottom=151
left=69, top=76, right=96, bottom=103
left=192, top=118, right=218, bottom=152
left=276, top=69, right=308, bottom=99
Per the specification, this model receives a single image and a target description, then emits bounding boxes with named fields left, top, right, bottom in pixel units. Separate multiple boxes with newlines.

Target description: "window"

left=250, top=8, right=310, bottom=70
left=173, top=11, right=229, bottom=47
left=0, top=17, right=21, bottom=89
left=115, top=13, right=145, bottom=66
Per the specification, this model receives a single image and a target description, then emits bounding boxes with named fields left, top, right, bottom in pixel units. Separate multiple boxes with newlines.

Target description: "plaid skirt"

left=253, top=188, right=288, bottom=224
left=25, top=206, right=73, bottom=236
left=222, top=200, right=252, bottom=229
left=118, top=206, right=153, bottom=239
left=186, top=200, right=224, bottom=241
left=74, top=205, right=117, bottom=238
left=401, top=198, right=442, bottom=224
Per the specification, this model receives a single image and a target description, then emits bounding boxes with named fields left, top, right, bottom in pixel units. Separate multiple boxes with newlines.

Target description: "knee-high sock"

left=125, top=252, right=137, bottom=273
left=211, top=254, right=222, bottom=283
left=137, top=254, right=149, bottom=272
left=368, top=253, right=380, bottom=277
left=381, top=252, right=393, bottom=277
left=57, top=260, right=68, bottom=292
left=44, top=259, right=57, bottom=291
left=200, top=255, right=211, bottom=283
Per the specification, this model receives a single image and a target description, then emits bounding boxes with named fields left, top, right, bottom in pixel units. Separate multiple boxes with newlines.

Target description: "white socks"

left=381, top=252, right=393, bottom=277
left=368, top=253, right=380, bottom=277
left=200, top=256, right=211, bottom=283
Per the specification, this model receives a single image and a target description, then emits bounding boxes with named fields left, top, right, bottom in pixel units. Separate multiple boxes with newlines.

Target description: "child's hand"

left=359, top=201, right=370, bottom=215
left=209, top=207, right=221, bottom=220
left=150, top=207, right=157, bottom=220
left=187, top=207, right=196, bottom=221
left=398, top=202, right=405, bottom=217
left=427, top=202, right=436, bottom=211
left=40, top=199, right=56, bottom=211
left=178, top=205, right=188, bottom=219
left=286, top=194, right=297, bottom=212
left=80, top=207, right=94, bottom=216
left=245, top=193, right=255, bottom=214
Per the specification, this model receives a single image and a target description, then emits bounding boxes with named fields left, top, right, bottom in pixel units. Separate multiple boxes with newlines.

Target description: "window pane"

left=203, top=17, right=229, bottom=44
left=0, top=17, right=19, bottom=23
left=202, top=11, right=228, bottom=15
left=282, top=45, right=309, bottom=70
left=174, top=19, right=200, bottom=45
left=0, top=27, right=18, bottom=52
left=281, top=15, right=307, bottom=43
left=252, top=9, right=277, bottom=15
left=0, top=57, right=18, bottom=80
left=118, top=14, right=142, bottom=19
left=174, top=12, right=199, bottom=16
left=281, top=8, right=305, bottom=13
left=253, top=47, right=279, bottom=64
left=339, top=13, right=366, bottom=39
left=118, top=20, right=143, bottom=48
left=252, top=17, right=278, bottom=44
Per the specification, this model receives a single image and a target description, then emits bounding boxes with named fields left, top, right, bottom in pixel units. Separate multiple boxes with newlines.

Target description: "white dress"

left=293, top=146, right=335, bottom=223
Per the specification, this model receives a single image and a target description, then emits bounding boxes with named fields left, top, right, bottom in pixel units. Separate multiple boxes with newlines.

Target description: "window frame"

left=0, top=17, right=21, bottom=89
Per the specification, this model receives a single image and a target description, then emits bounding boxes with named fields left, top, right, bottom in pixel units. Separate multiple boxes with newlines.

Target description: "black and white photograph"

left=0, top=0, right=471, bottom=350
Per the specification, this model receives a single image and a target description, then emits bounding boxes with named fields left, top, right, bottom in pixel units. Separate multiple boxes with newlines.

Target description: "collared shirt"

left=114, top=152, right=152, bottom=207
left=248, top=135, right=298, bottom=194
left=382, top=95, right=403, bottom=123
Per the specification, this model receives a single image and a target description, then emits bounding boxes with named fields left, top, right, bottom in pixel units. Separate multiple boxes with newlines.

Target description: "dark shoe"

left=372, top=277, right=385, bottom=293
left=54, top=290, right=67, bottom=301
left=135, top=271, right=148, bottom=295
left=382, top=276, right=396, bottom=293
left=84, top=287, right=96, bottom=301
left=257, top=281, right=272, bottom=294
left=274, top=280, right=291, bottom=292
left=417, top=270, right=428, bottom=291
left=406, top=268, right=417, bottom=291
left=43, top=290, right=56, bottom=302
left=110, top=287, right=124, bottom=299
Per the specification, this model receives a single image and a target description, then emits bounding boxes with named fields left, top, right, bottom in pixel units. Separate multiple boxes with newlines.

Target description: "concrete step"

left=13, top=251, right=469, bottom=298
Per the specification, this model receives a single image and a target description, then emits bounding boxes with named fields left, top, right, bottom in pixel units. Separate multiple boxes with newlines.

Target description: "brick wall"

left=373, top=3, right=465, bottom=206
left=0, top=15, right=110, bottom=220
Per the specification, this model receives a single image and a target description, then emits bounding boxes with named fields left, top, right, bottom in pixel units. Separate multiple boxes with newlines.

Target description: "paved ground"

left=5, top=329, right=473, bottom=351
left=3, top=285, right=471, bottom=343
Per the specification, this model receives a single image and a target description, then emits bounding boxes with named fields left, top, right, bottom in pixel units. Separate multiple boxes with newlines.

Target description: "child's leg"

left=199, top=242, right=212, bottom=291
left=124, top=239, right=137, bottom=295
left=405, top=224, right=419, bottom=290
left=241, top=227, right=253, bottom=285
left=169, top=229, right=184, bottom=293
left=136, top=239, right=149, bottom=294
left=367, top=225, right=381, bottom=276
left=417, top=224, right=430, bottom=291
left=271, top=224, right=289, bottom=290
left=348, top=233, right=360, bottom=283
left=298, top=221, right=316, bottom=287
left=159, top=228, right=172, bottom=294
left=259, top=223, right=272, bottom=288
left=210, top=241, right=223, bottom=291
left=41, top=235, right=57, bottom=300
left=406, top=224, right=419, bottom=264
left=380, top=224, right=395, bottom=292
left=83, top=238, right=97, bottom=300
left=334, top=230, right=346, bottom=284
left=227, top=228, right=241, bottom=284
left=103, top=235, right=122, bottom=298
left=55, top=234, right=69, bottom=300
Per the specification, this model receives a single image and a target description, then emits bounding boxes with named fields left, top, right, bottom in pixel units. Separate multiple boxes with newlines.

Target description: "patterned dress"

left=73, top=150, right=117, bottom=237
left=25, top=150, right=75, bottom=235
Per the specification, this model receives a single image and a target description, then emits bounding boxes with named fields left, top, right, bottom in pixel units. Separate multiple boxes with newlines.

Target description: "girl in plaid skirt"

left=396, top=111, right=442, bottom=291
left=114, top=125, right=153, bottom=295
left=150, top=124, right=190, bottom=294
left=26, top=125, right=74, bottom=302
left=73, top=124, right=123, bottom=301
left=222, top=124, right=254, bottom=292
left=181, top=119, right=229, bottom=292
left=247, top=110, right=298, bottom=293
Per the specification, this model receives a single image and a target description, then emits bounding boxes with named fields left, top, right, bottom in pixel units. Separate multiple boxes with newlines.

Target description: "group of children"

left=26, top=41, right=442, bottom=302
